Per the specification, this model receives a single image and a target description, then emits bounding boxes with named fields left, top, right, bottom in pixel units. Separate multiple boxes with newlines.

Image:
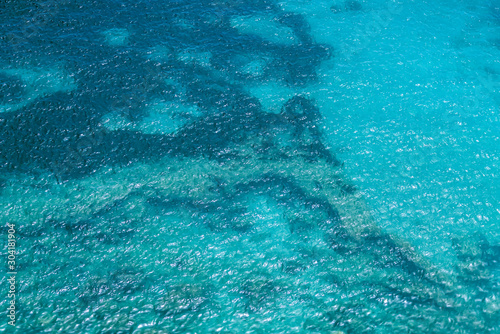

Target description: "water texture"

left=0, top=0, right=499, bottom=333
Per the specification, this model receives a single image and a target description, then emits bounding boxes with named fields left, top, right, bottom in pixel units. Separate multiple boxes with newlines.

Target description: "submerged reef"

left=0, top=0, right=498, bottom=333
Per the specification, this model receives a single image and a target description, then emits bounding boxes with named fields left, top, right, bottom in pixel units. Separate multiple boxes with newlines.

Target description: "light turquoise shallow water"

left=281, top=0, right=500, bottom=268
left=0, top=0, right=499, bottom=333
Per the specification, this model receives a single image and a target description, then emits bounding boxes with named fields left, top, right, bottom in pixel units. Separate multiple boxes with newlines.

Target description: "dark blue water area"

left=0, top=0, right=499, bottom=333
left=0, top=0, right=331, bottom=178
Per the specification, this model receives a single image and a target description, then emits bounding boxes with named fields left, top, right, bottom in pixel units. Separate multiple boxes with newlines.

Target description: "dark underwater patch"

left=0, top=72, right=25, bottom=104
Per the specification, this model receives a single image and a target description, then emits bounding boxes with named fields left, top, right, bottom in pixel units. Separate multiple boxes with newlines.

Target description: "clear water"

left=0, top=0, right=499, bottom=333
left=281, top=0, right=500, bottom=267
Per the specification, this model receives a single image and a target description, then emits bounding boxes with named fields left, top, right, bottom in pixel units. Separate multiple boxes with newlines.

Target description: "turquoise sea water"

left=0, top=0, right=499, bottom=333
